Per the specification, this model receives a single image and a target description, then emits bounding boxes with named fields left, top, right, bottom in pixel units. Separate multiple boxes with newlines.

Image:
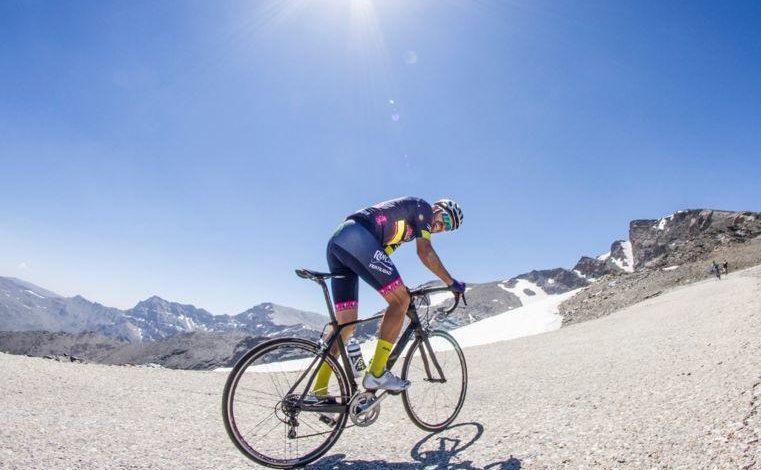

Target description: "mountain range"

left=2, top=208, right=760, bottom=369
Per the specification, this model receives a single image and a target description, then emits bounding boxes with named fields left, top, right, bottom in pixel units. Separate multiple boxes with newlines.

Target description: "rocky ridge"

left=561, top=209, right=761, bottom=325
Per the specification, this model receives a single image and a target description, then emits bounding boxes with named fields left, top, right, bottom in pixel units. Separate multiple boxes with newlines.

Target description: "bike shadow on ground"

left=308, top=422, right=522, bottom=469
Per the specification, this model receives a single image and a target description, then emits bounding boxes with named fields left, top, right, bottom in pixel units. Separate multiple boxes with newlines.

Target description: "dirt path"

left=2, top=267, right=760, bottom=469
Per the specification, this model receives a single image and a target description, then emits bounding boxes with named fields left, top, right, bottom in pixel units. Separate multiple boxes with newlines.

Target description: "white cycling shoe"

left=362, top=370, right=411, bottom=392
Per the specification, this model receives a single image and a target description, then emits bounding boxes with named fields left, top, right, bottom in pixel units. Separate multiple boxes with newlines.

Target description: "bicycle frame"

left=283, top=276, right=449, bottom=414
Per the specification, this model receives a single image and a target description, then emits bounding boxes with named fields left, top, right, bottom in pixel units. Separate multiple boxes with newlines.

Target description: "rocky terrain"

left=561, top=209, right=761, bottom=325
left=0, top=329, right=325, bottom=370
left=2, top=264, right=759, bottom=469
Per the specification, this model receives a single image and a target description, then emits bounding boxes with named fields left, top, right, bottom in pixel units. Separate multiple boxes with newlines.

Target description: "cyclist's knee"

left=383, top=284, right=409, bottom=310
left=336, top=308, right=358, bottom=325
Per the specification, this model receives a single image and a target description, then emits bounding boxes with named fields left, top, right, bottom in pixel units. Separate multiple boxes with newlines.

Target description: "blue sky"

left=1, top=0, right=760, bottom=315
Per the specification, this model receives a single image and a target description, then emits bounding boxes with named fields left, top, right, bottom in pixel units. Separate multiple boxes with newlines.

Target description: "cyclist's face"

left=431, top=211, right=446, bottom=233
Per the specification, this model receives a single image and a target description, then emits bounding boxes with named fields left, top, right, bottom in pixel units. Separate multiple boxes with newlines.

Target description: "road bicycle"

left=222, top=268, right=468, bottom=468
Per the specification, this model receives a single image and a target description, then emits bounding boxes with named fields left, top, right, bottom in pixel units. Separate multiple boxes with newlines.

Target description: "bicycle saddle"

left=295, top=269, right=344, bottom=280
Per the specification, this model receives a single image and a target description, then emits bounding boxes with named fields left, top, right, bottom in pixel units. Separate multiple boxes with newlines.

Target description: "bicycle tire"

left=401, top=330, right=467, bottom=432
left=222, top=337, right=350, bottom=468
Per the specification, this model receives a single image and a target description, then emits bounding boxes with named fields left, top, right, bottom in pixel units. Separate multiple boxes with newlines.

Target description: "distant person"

left=722, top=260, right=729, bottom=275
left=711, top=261, right=722, bottom=279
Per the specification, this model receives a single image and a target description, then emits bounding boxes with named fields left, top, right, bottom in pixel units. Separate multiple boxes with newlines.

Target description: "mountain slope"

left=0, top=277, right=141, bottom=341
left=0, top=278, right=327, bottom=345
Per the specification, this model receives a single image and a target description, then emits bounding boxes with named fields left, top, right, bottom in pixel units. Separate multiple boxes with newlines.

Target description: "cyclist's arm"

left=416, top=237, right=454, bottom=286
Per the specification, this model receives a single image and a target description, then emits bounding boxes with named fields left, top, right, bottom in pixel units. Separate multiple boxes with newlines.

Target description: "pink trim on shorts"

left=335, top=300, right=358, bottom=312
left=379, top=277, right=403, bottom=296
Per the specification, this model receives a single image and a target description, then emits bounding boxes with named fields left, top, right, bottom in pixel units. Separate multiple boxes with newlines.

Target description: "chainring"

left=348, top=391, right=381, bottom=427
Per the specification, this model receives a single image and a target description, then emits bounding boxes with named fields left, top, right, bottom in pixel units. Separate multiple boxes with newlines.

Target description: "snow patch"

left=24, top=290, right=45, bottom=299
left=662, top=265, right=680, bottom=271
left=177, top=314, right=197, bottom=331
left=450, top=289, right=582, bottom=349
left=427, top=291, right=452, bottom=307
left=610, top=241, right=635, bottom=273
left=426, top=287, right=472, bottom=308
left=621, top=241, right=634, bottom=272
left=498, top=279, right=549, bottom=306
left=597, top=251, right=611, bottom=261
left=654, top=214, right=674, bottom=231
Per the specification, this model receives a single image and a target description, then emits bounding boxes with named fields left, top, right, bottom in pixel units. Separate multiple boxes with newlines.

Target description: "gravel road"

left=2, top=266, right=760, bottom=470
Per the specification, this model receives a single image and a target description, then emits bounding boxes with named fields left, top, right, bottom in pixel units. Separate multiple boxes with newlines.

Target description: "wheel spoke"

left=236, top=386, right=282, bottom=399
left=222, top=339, right=349, bottom=467
left=401, top=331, right=466, bottom=431
left=233, top=400, right=276, bottom=411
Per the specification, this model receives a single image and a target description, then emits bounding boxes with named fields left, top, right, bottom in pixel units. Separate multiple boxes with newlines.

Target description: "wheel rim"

left=402, top=331, right=467, bottom=430
left=224, top=340, right=349, bottom=467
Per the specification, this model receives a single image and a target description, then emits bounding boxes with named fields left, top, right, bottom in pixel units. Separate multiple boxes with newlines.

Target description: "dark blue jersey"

left=347, top=197, right=434, bottom=255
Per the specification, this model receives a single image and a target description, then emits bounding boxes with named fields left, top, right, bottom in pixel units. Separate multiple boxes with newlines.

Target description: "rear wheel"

left=222, top=338, right=350, bottom=468
left=401, top=330, right=467, bottom=431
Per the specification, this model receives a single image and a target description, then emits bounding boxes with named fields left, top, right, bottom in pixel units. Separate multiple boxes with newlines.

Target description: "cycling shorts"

left=326, top=220, right=403, bottom=312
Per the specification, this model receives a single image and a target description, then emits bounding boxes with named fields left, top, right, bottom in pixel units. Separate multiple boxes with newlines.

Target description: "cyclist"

left=313, top=197, right=465, bottom=397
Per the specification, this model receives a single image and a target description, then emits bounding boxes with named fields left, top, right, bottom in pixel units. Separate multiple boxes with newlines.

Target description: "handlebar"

left=408, top=285, right=467, bottom=315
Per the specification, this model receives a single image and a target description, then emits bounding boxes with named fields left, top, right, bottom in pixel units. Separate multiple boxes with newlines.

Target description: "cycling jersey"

left=326, top=197, right=434, bottom=311
left=346, top=197, right=434, bottom=255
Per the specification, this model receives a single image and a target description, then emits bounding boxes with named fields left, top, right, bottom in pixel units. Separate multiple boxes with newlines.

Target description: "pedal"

left=319, top=414, right=337, bottom=428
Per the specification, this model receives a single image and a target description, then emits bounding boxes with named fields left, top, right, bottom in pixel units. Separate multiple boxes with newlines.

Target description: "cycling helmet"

left=433, top=199, right=464, bottom=231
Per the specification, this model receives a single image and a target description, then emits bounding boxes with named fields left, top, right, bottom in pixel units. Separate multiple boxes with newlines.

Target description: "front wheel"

left=222, top=337, right=350, bottom=468
left=401, top=330, right=468, bottom=431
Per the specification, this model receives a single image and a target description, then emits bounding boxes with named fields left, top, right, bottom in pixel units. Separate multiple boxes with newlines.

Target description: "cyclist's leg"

left=330, top=223, right=410, bottom=378
left=370, top=280, right=410, bottom=377
left=326, top=240, right=360, bottom=343
left=313, top=232, right=360, bottom=397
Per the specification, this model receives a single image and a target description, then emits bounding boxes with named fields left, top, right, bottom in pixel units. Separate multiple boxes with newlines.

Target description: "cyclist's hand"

left=448, top=279, right=466, bottom=294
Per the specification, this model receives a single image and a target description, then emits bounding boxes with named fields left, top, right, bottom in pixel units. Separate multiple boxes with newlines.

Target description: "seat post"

left=318, top=279, right=338, bottom=324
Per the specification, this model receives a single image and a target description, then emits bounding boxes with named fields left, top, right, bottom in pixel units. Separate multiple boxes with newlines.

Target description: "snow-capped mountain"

left=125, top=296, right=219, bottom=341
left=573, top=240, right=634, bottom=280
left=0, top=278, right=328, bottom=343
left=0, top=277, right=141, bottom=341
left=425, top=267, right=589, bottom=330
left=233, top=303, right=327, bottom=333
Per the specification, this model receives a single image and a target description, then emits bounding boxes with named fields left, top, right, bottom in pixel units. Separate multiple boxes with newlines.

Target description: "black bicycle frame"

left=284, top=276, right=448, bottom=414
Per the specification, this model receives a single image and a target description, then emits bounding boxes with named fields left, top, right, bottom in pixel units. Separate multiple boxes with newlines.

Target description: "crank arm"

left=359, top=390, right=389, bottom=415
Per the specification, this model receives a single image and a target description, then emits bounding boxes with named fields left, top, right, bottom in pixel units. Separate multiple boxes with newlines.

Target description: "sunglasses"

left=441, top=212, right=453, bottom=231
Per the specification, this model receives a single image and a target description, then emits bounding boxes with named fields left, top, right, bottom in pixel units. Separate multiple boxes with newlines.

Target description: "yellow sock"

left=369, top=339, right=393, bottom=378
left=313, top=361, right=333, bottom=397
